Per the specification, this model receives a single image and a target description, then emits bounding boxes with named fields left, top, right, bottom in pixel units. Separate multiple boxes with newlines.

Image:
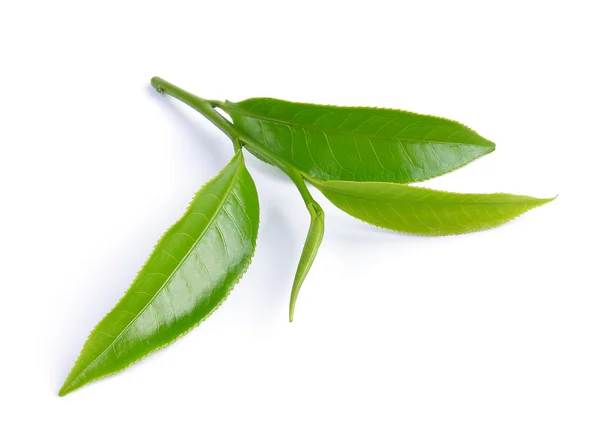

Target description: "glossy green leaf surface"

left=289, top=201, right=324, bottom=322
left=59, top=151, right=259, bottom=396
left=222, top=98, right=495, bottom=184
left=310, top=178, right=554, bottom=236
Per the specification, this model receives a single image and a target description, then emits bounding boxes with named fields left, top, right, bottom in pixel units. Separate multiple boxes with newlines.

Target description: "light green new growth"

left=289, top=201, right=324, bottom=322
left=309, top=178, right=555, bottom=236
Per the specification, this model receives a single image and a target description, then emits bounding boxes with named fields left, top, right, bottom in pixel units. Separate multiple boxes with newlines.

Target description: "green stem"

left=151, top=77, right=242, bottom=151
left=150, top=76, right=317, bottom=207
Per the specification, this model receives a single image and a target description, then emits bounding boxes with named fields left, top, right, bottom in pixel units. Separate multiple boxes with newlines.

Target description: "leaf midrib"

left=68, top=157, right=243, bottom=387
left=318, top=186, right=541, bottom=206
left=225, top=104, right=493, bottom=147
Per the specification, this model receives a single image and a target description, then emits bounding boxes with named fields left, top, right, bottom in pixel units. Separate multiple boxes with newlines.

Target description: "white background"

left=1, top=1, right=598, bottom=426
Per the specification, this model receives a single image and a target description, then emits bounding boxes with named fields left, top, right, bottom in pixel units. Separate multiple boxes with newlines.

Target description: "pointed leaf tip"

left=58, top=380, right=74, bottom=397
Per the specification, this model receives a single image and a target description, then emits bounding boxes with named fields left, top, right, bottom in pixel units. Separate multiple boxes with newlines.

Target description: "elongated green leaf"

left=59, top=152, right=259, bottom=396
left=289, top=201, right=324, bottom=322
left=222, top=98, right=495, bottom=184
left=309, top=178, right=554, bottom=236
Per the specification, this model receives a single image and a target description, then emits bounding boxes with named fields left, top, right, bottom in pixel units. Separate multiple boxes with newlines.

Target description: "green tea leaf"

left=59, top=151, right=259, bottom=396
left=289, top=201, right=324, bottom=322
left=309, top=178, right=554, bottom=236
left=222, top=98, right=495, bottom=184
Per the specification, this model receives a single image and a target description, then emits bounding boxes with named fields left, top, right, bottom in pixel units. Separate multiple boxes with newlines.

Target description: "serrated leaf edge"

left=310, top=177, right=556, bottom=237
left=223, top=99, right=496, bottom=184
left=59, top=152, right=260, bottom=396
left=223, top=98, right=496, bottom=147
